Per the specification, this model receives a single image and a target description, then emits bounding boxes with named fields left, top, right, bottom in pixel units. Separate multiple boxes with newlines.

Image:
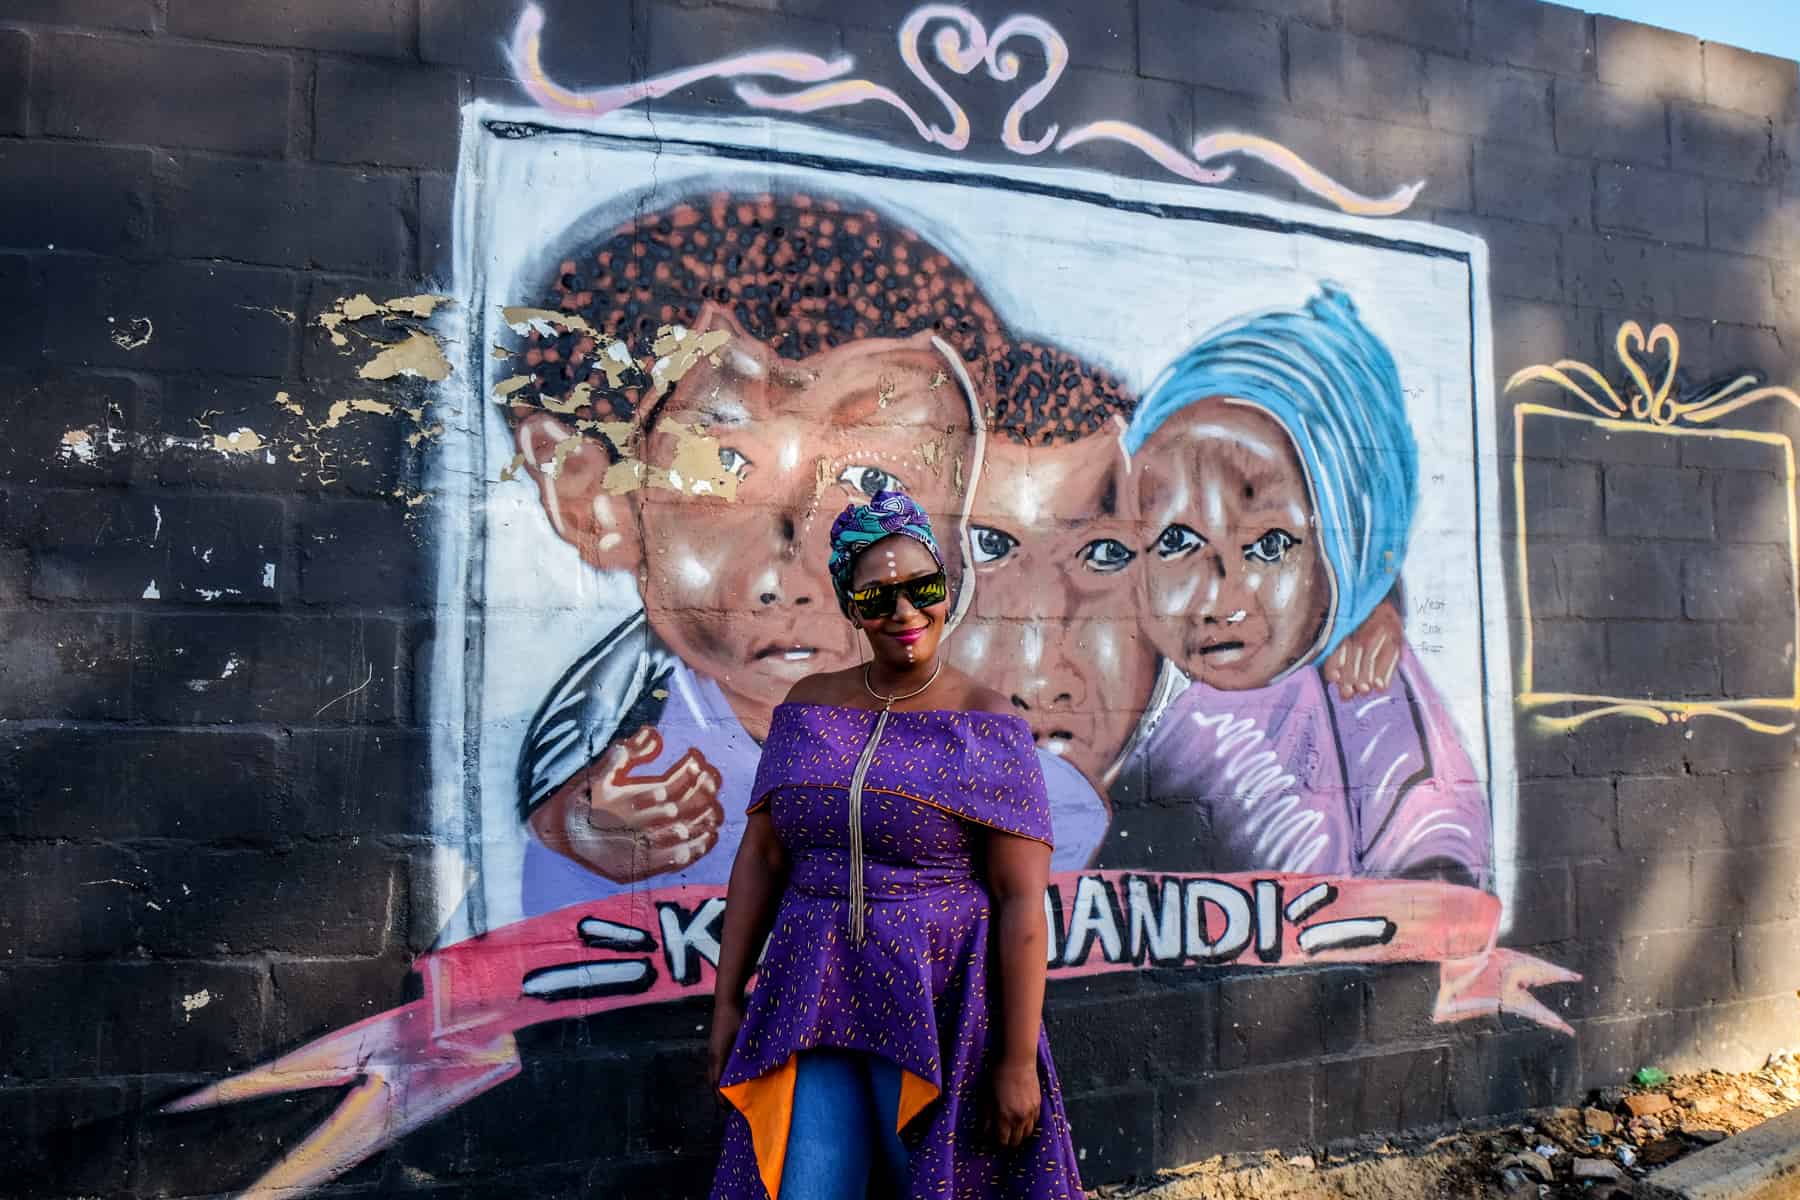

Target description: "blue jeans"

left=779, top=1049, right=910, bottom=1200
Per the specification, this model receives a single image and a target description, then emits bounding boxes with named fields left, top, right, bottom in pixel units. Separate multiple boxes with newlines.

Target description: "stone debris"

left=1113, top=1052, right=1800, bottom=1199
left=1498, top=1150, right=1554, bottom=1182
left=1572, top=1156, right=1626, bottom=1182
left=1625, top=1092, right=1674, bottom=1118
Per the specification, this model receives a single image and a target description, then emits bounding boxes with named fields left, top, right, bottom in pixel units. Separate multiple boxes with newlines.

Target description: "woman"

left=1098, top=284, right=1492, bottom=885
left=707, top=490, right=1083, bottom=1200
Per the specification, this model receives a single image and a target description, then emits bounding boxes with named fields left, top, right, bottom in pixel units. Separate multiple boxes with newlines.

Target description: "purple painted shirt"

left=1108, top=645, right=1491, bottom=885
left=712, top=702, right=1083, bottom=1200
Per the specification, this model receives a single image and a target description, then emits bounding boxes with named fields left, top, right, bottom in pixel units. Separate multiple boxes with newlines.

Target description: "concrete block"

left=1345, top=0, right=1469, bottom=55
left=1638, top=1105, right=1800, bottom=1199
left=1476, top=143, right=1592, bottom=228
left=1140, top=1, right=1283, bottom=102
left=314, top=60, right=461, bottom=171
left=1672, top=103, right=1775, bottom=184
left=1289, top=25, right=1427, bottom=123
left=167, top=0, right=412, bottom=57
left=1702, top=41, right=1799, bottom=123
left=1555, top=79, right=1669, bottom=166
left=1596, top=15, right=1705, bottom=104
left=1596, top=162, right=1706, bottom=244
left=156, top=156, right=414, bottom=276
left=0, top=30, right=28, bottom=137
left=1425, top=54, right=1553, bottom=147
left=1472, top=0, right=1589, bottom=76
left=41, top=33, right=290, bottom=156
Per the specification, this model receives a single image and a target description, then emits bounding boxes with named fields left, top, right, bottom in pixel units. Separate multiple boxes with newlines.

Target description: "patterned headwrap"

left=1124, top=284, right=1417, bottom=664
left=827, top=490, right=945, bottom=608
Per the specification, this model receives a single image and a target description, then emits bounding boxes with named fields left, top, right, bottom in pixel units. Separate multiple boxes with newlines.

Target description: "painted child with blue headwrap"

left=1100, top=285, right=1491, bottom=885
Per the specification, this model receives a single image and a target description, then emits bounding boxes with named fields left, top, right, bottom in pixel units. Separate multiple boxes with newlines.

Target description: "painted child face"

left=633, top=310, right=977, bottom=722
left=1135, top=395, right=1330, bottom=691
left=950, top=434, right=1158, bottom=785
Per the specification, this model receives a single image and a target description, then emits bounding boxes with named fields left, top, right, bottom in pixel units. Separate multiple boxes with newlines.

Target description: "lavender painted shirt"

left=1103, top=645, right=1490, bottom=886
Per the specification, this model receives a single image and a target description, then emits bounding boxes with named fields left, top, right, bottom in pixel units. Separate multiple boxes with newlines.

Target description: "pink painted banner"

left=165, top=872, right=1576, bottom=1197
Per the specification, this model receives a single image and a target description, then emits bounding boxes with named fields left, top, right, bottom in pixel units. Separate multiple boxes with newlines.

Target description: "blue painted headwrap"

left=828, top=490, right=944, bottom=607
left=1123, top=284, right=1417, bottom=662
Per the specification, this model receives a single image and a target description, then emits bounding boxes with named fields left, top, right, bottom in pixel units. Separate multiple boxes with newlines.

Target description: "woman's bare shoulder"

left=782, top=669, right=858, bottom=708
left=939, top=669, right=1012, bottom=718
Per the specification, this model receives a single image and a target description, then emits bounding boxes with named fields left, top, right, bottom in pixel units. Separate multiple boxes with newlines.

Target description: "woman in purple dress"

left=707, top=491, right=1083, bottom=1200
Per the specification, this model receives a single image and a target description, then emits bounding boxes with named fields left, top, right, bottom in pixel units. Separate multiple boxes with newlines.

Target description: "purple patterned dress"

left=711, top=702, right=1083, bottom=1200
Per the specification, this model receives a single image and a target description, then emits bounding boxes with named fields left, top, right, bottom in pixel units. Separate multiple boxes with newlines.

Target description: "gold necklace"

left=861, top=656, right=944, bottom=708
left=845, top=657, right=943, bottom=946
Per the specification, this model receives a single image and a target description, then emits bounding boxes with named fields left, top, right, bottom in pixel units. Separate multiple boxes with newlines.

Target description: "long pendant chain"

left=845, top=706, right=888, bottom=947
left=845, top=658, right=943, bottom=946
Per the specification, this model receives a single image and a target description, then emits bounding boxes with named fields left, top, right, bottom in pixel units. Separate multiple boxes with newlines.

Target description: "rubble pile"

left=1103, top=1052, right=1800, bottom=1200
left=1484, top=1053, right=1800, bottom=1199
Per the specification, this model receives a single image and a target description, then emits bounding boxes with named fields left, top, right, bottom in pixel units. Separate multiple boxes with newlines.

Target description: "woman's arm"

left=985, top=829, right=1052, bottom=1149
left=707, top=809, right=790, bottom=1089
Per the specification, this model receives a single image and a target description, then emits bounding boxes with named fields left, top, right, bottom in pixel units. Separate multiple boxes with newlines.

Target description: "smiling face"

left=1136, top=395, right=1331, bottom=690
left=949, top=435, right=1157, bottom=785
left=847, top=534, right=949, bottom=673
left=632, top=307, right=977, bottom=729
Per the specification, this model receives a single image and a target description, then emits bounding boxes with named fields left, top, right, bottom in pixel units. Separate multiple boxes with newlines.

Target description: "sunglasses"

left=846, top=570, right=949, bottom=621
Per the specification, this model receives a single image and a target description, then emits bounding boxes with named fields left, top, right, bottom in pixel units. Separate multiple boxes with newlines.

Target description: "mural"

left=163, top=7, right=1576, bottom=1194
left=1509, top=321, right=1800, bottom=734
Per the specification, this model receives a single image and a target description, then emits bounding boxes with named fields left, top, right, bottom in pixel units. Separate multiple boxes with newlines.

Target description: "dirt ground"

left=1097, top=1052, right=1800, bottom=1200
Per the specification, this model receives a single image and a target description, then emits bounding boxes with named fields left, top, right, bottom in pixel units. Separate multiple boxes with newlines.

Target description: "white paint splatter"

left=142, top=580, right=161, bottom=600
left=220, top=654, right=242, bottom=679
left=151, top=505, right=163, bottom=543
left=262, top=562, right=277, bottom=589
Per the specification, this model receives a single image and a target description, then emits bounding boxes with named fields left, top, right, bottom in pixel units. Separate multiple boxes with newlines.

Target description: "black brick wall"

left=2, top=0, right=1798, bottom=1195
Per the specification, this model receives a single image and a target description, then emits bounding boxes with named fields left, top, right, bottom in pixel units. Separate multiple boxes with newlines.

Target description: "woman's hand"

left=708, top=996, right=745, bottom=1095
left=986, top=1057, right=1041, bottom=1150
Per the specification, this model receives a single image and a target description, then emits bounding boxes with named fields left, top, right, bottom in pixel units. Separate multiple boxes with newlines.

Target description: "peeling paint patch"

left=357, top=330, right=454, bottom=383
left=500, top=306, right=597, bottom=337
left=384, top=294, right=452, bottom=319
left=238, top=304, right=298, bottom=323
left=60, top=429, right=97, bottom=464
left=263, top=563, right=277, bottom=589
left=648, top=325, right=731, bottom=398
left=181, top=989, right=213, bottom=1021
left=492, top=374, right=534, bottom=400
left=318, top=292, right=453, bottom=348
left=211, top=427, right=267, bottom=456
left=108, top=315, right=153, bottom=351
left=919, top=438, right=944, bottom=473
left=142, top=580, right=160, bottom=600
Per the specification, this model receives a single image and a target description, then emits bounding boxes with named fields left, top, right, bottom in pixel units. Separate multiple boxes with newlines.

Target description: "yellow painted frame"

left=1508, top=322, right=1800, bottom=736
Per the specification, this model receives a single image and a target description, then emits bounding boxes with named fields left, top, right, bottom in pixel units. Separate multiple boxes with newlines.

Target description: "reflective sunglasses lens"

left=905, top=572, right=948, bottom=607
left=851, top=586, right=898, bottom=620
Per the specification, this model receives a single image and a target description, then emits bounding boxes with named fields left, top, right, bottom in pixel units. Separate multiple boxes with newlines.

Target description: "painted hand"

left=985, top=1058, right=1042, bottom=1150
left=1322, top=598, right=1402, bottom=699
left=534, top=727, right=724, bottom=883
